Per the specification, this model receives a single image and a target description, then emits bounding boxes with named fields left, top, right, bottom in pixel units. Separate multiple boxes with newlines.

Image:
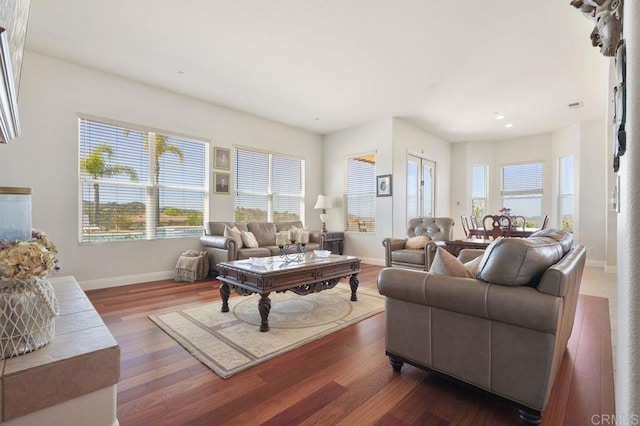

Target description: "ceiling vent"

left=568, top=101, right=583, bottom=109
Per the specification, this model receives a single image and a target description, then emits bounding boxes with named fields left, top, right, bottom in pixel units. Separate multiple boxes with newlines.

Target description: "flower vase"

left=0, top=277, right=59, bottom=359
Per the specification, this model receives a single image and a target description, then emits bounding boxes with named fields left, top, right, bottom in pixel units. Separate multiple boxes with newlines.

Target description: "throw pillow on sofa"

left=241, top=231, right=259, bottom=248
left=405, top=235, right=430, bottom=249
left=429, top=247, right=474, bottom=278
left=224, top=225, right=244, bottom=249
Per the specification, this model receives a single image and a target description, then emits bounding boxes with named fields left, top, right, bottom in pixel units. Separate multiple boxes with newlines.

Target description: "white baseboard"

left=79, top=270, right=175, bottom=291
left=604, top=264, right=617, bottom=274
left=359, top=257, right=385, bottom=266
left=586, top=259, right=606, bottom=269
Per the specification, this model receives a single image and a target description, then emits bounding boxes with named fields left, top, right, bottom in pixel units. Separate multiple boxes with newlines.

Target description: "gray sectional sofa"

left=200, top=220, right=321, bottom=273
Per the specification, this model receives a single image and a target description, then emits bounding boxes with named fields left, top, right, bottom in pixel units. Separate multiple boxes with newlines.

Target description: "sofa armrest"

left=425, top=240, right=446, bottom=270
left=309, top=231, right=321, bottom=244
left=458, top=249, right=485, bottom=263
left=377, top=267, right=561, bottom=334
left=199, top=235, right=237, bottom=252
left=382, top=238, right=407, bottom=266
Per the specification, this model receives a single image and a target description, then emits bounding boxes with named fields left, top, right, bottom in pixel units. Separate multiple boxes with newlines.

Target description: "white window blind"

left=79, top=118, right=208, bottom=242
left=345, top=154, right=376, bottom=233
left=501, top=162, right=544, bottom=226
left=234, top=147, right=304, bottom=222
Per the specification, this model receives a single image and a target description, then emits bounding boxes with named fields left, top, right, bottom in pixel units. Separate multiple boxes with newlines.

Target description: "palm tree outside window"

left=78, top=117, right=208, bottom=242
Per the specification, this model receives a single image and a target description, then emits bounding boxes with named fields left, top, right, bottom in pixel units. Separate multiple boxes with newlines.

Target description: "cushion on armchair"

left=405, top=235, right=429, bottom=249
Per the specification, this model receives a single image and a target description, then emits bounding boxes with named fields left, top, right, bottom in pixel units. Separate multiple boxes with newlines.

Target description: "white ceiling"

left=25, top=0, right=610, bottom=142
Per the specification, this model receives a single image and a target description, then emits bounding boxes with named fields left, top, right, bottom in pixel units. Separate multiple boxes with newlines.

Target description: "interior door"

left=407, top=154, right=436, bottom=219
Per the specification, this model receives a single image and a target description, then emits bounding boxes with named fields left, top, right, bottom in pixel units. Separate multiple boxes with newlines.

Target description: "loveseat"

left=200, top=221, right=322, bottom=273
left=382, top=217, right=454, bottom=271
left=377, top=229, right=585, bottom=424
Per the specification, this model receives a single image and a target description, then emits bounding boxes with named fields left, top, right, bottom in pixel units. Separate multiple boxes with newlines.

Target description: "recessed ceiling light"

left=504, top=123, right=513, bottom=128
left=495, top=114, right=505, bottom=120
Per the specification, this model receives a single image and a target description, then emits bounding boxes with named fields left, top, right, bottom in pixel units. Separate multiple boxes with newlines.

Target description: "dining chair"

left=470, top=216, right=480, bottom=230
left=541, top=215, right=549, bottom=230
left=513, top=215, right=527, bottom=231
left=460, top=215, right=471, bottom=238
left=482, top=214, right=512, bottom=239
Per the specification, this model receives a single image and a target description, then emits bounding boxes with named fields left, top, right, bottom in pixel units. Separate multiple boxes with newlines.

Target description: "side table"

left=321, top=232, right=345, bottom=255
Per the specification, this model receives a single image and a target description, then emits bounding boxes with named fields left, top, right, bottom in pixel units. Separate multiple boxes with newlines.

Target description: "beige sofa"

left=382, top=217, right=454, bottom=271
left=200, top=221, right=321, bottom=273
left=377, top=229, right=585, bottom=424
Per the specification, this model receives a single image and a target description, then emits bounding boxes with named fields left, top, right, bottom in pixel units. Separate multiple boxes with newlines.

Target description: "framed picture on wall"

left=214, top=172, right=230, bottom=194
left=214, top=147, right=231, bottom=170
left=376, top=174, right=392, bottom=197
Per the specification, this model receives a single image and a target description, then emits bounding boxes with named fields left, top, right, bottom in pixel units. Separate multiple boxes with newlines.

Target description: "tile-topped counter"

left=0, top=276, right=119, bottom=425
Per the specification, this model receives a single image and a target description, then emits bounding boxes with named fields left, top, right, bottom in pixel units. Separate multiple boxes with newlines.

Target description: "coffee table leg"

left=259, top=293, right=271, bottom=332
left=220, top=283, right=230, bottom=312
left=349, top=273, right=359, bottom=301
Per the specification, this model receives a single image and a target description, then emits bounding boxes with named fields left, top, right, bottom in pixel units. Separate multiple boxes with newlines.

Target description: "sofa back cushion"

left=276, top=221, right=305, bottom=232
left=248, top=222, right=277, bottom=246
left=406, top=217, right=454, bottom=241
left=529, top=228, right=573, bottom=255
left=205, top=222, right=248, bottom=236
left=476, top=236, right=564, bottom=286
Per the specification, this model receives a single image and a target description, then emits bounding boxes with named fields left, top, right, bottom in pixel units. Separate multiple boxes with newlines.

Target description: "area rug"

left=149, top=284, right=385, bottom=378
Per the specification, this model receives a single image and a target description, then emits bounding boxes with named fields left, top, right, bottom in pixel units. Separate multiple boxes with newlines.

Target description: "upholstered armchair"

left=382, top=217, right=454, bottom=271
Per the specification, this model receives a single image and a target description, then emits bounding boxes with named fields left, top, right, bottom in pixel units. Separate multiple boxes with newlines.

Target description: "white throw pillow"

left=223, top=225, right=244, bottom=249
left=405, top=235, right=430, bottom=249
left=464, top=255, right=483, bottom=277
left=429, top=247, right=473, bottom=278
left=241, top=231, right=259, bottom=248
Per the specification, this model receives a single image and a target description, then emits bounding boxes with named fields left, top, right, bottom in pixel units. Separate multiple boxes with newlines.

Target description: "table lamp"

left=314, top=194, right=333, bottom=232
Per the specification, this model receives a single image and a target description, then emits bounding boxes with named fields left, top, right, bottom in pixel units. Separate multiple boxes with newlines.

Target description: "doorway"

left=407, top=154, right=436, bottom=219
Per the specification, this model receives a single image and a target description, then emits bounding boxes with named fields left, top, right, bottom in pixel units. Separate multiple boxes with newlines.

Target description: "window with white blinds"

left=345, top=154, right=376, bottom=233
left=234, top=147, right=305, bottom=222
left=501, top=162, right=544, bottom=226
left=471, top=165, right=487, bottom=218
left=79, top=118, right=208, bottom=242
left=559, top=156, right=574, bottom=233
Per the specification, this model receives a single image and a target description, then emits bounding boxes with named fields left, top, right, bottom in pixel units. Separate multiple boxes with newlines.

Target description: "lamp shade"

left=314, top=194, right=333, bottom=210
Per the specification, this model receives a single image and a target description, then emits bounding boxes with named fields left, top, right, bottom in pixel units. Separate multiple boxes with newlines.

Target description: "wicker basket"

left=174, top=250, right=209, bottom=283
left=0, top=277, right=59, bottom=359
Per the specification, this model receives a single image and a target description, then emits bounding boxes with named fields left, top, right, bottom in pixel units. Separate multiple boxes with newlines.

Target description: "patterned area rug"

left=149, top=284, right=385, bottom=378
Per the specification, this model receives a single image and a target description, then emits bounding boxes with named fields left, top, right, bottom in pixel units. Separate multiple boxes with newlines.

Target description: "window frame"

left=78, top=115, right=209, bottom=243
left=500, top=161, right=544, bottom=226
left=471, top=164, right=488, bottom=218
left=233, top=146, right=306, bottom=223
left=344, top=152, right=377, bottom=233
left=558, top=155, right=575, bottom=233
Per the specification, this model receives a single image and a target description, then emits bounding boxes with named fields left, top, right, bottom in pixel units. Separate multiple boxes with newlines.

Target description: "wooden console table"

left=444, top=239, right=491, bottom=257
left=321, top=232, right=344, bottom=255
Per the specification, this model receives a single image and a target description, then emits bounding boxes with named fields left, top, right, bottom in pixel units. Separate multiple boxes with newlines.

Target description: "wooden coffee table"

left=217, top=253, right=361, bottom=332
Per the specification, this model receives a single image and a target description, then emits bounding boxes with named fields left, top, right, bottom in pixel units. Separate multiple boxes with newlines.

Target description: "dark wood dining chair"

left=460, top=215, right=471, bottom=238
left=482, top=215, right=512, bottom=239
left=513, top=215, right=526, bottom=231
left=541, top=215, right=549, bottom=230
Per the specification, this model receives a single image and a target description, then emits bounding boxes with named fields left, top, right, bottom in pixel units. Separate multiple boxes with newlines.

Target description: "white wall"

left=0, top=52, right=322, bottom=288
left=391, top=118, right=452, bottom=237
left=451, top=126, right=608, bottom=266
left=322, top=118, right=393, bottom=264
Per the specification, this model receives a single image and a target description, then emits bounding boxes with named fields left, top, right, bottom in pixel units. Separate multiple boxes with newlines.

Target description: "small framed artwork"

left=214, top=147, right=231, bottom=170
left=376, top=174, right=392, bottom=197
left=214, top=172, right=230, bottom=194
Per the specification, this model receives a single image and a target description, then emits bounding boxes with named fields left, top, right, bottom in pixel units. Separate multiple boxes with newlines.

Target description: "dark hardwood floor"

left=87, top=264, right=614, bottom=425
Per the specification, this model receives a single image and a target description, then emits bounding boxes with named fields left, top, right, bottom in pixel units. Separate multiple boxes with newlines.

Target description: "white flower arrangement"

left=0, top=230, right=58, bottom=285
